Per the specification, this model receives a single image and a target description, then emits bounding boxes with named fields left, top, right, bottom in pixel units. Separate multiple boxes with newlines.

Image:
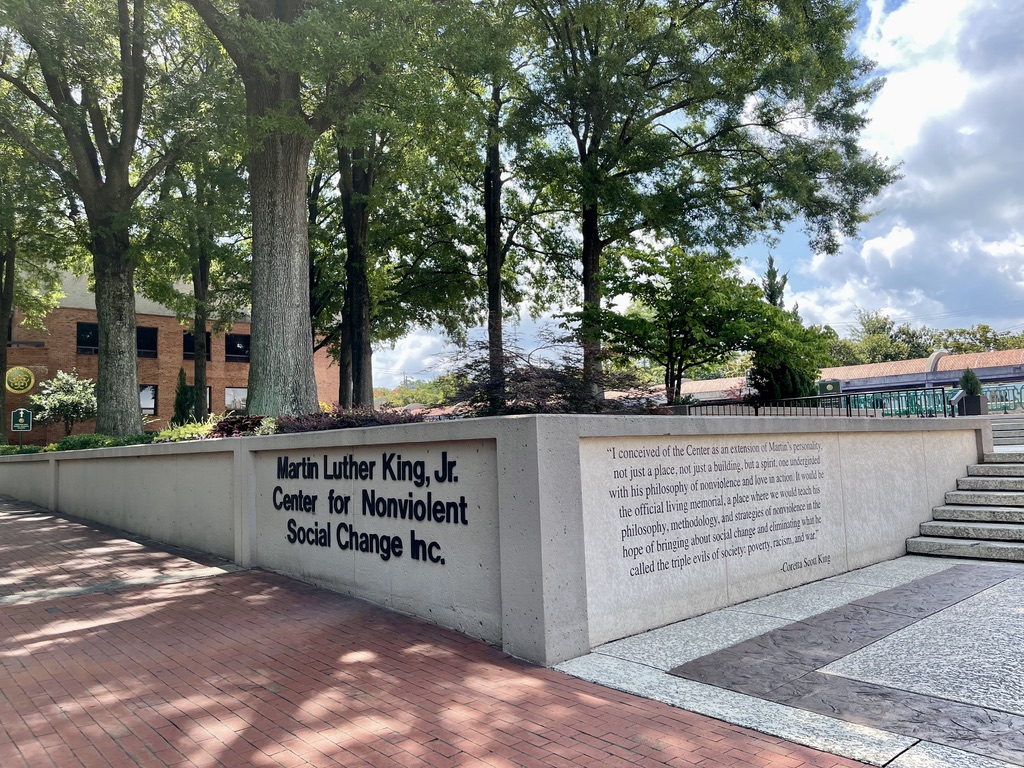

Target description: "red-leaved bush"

left=273, top=406, right=425, bottom=433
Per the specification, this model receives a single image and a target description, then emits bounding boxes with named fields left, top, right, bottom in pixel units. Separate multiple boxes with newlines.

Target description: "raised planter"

left=958, top=394, right=989, bottom=416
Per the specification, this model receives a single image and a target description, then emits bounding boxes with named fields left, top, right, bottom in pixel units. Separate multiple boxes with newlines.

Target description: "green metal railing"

left=983, top=383, right=1024, bottom=413
left=688, top=387, right=954, bottom=418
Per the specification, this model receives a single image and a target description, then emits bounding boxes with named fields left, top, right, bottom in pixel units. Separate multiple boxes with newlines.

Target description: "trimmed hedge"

left=42, top=433, right=154, bottom=452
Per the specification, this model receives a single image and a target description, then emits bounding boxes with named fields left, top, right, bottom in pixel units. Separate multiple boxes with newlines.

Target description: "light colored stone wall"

left=252, top=438, right=502, bottom=642
left=0, top=415, right=986, bottom=664
left=576, top=426, right=981, bottom=647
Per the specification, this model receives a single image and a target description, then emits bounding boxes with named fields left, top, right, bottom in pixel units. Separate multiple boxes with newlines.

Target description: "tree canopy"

left=1, top=0, right=898, bottom=426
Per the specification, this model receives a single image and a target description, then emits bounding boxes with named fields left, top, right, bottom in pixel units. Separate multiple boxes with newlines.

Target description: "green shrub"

left=958, top=368, right=983, bottom=396
left=151, top=416, right=219, bottom=443
left=41, top=433, right=154, bottom=452
left=0, top=445, right=44, bottom=455
left=30, top=370, right=98, bottom=436
left=172, top=367, right=196, bottom=426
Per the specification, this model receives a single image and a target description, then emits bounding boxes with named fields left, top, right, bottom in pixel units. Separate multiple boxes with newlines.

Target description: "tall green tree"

left=0, top=138, right=70, bottom=443
left=444, top=0, right=538, bottom=413
left=0, top=1, right=193, bottom=434
left=747, top=255, right=824, bottom=401
left=137, top=29, right=249, bottom=421
left=183, top=0, right=466, bottom=416
left=599, top=247, right=766, bottom=404
left=306, top=91, right=483, bottom=406
left=850, top=309, right=934, bottom=363
left=761, top=255, right=788, bottom=310
left=183, top=0, right=325, bottom=417
left=518, top=0, right=897, bottom=401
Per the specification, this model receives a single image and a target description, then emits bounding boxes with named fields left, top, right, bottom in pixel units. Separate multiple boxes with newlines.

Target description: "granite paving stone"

left=556, top=654, right=914, bottom=767
left=888, top=742, right=1021, bottom=768
left=825, top=578, right=1024, bottom=717
left=592, top=609, right=788, bottom=670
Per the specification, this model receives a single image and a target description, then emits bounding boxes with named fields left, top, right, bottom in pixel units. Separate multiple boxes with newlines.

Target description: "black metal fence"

left=686, top=387, right=954, bottom=418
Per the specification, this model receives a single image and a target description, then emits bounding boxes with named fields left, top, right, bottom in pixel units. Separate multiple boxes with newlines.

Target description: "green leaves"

left=597, top=246, right=767, bottom=402
left=30, top=369, right=98, bottom=436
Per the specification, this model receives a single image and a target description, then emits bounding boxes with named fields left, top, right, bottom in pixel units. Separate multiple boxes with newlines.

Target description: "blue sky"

left=373, top=0, right=1024, bottom=388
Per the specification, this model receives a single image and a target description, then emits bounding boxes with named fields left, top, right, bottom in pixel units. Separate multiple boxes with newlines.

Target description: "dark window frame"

left=77, top=322, right=99, bottom=355
left=224, top=333, right=251, bottom=363
left=136, top=327, right=158, bottom=359
left=183, top=331, right=212, bottom=361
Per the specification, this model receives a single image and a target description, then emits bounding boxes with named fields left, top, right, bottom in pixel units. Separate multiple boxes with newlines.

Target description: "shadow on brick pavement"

left=0, top=496, right=865, bottom=768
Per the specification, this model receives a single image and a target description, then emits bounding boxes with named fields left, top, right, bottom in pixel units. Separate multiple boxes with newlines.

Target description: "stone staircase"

left=990, top=412, right=1024, bottom=447
left=907, top=452, right=1024, bottom=561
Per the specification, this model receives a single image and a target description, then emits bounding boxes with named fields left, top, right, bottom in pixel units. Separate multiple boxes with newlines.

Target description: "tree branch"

left=0, top=115, right=82, bottom=198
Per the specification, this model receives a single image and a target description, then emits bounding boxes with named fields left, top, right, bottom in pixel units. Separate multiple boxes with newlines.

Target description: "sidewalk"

left=0, top=496, right=864, bottom=768
left=559, top=558, right=1024, bottom=768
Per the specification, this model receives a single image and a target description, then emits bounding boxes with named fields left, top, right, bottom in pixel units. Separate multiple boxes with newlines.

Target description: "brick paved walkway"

left=0, top=498, right=865, bottom=767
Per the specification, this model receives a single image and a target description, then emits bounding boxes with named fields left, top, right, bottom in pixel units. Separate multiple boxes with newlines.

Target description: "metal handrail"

left=686, top=387, right=954, bottom=418
left=983, top=383, right=1024, bottom=413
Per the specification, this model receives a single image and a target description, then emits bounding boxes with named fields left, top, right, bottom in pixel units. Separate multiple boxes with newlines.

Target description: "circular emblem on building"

left=5, top=366, right=35, bottom=394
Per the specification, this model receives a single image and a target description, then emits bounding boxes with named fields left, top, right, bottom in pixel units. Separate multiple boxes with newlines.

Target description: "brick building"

left=6, top=275, right=340, bottom=445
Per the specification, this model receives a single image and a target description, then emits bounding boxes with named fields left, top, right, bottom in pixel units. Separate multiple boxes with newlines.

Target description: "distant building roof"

left=819, top=359, right=931, bottom=380
left=668, top=348, right=1024, bottom=403
left=678, top=377, right=745, bottom=394
left=935, top=349, right=1024, bottom=371
left=821, top=348, right=1024, bottom=382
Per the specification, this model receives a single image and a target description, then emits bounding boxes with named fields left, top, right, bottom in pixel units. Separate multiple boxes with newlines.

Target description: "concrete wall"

left=0, top=415, right=988, bottom=665
left=575, top=426, right=982, bottom=646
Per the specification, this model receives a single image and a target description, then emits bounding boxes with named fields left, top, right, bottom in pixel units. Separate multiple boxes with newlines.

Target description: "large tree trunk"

left=338, top=145, right=374, bottom=408
left=0, top=245, right=14, bottom=445
left=245, top=126, right=319, bottom=416
left=338, top=318, right=353, bottom=409
left=192, top=257, right=209, bottom=420
left=91, top=219, right=142, bottom=435
left=580, top=202, right=604, bottom=402
left=484, top=84, right=505, bottom=414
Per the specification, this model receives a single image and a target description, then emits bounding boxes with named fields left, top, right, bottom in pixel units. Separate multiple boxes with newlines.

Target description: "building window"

left=77, top=322, right=99, bottom=355
left=225, top=334, right=250, bottom=363
left=183, top=331, right=212, bottom=361
left=225, top=387, right=247, bottom=413
left=136, top=327, right=158, bottom=358
left=139, top=385, right=157, bottom=416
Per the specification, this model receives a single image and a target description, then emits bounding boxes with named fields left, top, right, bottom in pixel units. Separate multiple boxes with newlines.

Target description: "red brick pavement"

left=0, top=500, right=867, bottom=768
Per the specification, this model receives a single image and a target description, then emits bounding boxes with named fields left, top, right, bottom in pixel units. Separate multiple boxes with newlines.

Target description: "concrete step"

left=993, top=437, right=1024, bottom=445
left=944, top=489, right=1024, bottom=507
left=906, top=536, right=1024, bottom=562
left=919, top=520, right=1024, bottom=542
left=983, top=452, right=1024, bottom=463
left=967, top=463, right=1024, bottom=477
left=957, top=476, right=1024, bottom=491
left=932, top=504, right=1024, bottom=524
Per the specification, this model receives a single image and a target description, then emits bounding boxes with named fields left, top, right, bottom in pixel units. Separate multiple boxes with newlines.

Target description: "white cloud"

left=373, top=332, right=454, bottom=388
left=790, top=0, right=1024, bottom=335
left=860, top=226, right=915, bottom=269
